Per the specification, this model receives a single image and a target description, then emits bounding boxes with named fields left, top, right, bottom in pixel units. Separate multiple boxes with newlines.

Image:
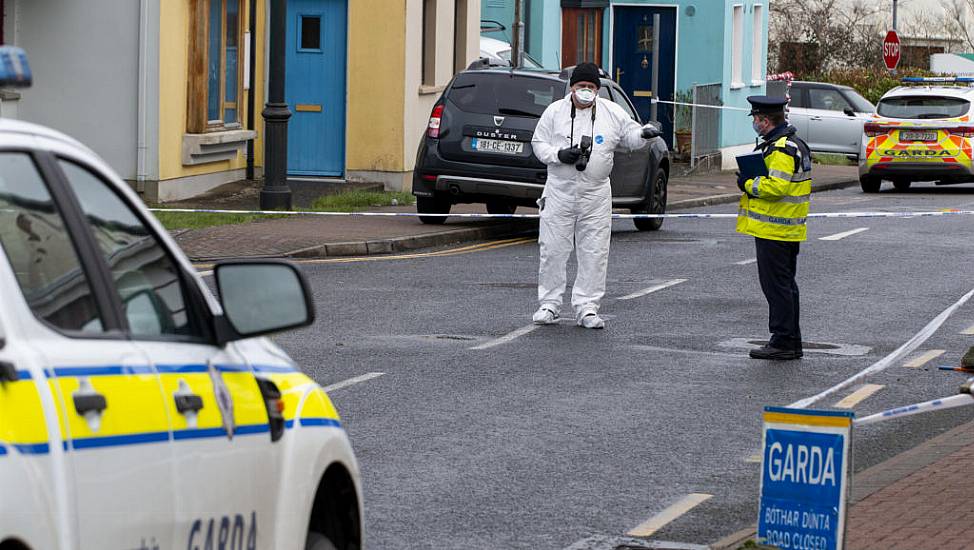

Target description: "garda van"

left=0, top=47, right=362, bottom=550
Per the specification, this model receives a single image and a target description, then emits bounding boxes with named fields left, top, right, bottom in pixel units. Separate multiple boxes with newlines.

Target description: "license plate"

left=471, top=138, right=524, bottom=155
left=900, top=130, right=938, bottom=142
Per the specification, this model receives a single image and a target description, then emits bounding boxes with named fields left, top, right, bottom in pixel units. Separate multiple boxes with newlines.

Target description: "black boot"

left=750, top=345, right=801, bottom=360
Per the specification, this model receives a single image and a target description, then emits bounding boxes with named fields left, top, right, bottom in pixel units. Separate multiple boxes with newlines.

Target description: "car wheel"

left=306, top=532, right=338, bottom=550
left=632, top=167, right=667, bottom=231
left=892, top=179, right=911, bottom=192
left=417, top=196, right=451, bottom=225
left=859, top=176, right=881, bottom=193
left=486, top=201, right=517, bottom=215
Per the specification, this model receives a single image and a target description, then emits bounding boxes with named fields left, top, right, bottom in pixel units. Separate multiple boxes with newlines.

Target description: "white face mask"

left=574, top=88, right=597, bottom=105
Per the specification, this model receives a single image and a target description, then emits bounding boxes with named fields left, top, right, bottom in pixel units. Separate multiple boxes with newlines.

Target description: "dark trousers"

left=755, top=237, right=802, bottom=350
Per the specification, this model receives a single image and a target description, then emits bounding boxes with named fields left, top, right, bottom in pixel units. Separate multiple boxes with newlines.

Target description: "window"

left=609, top=88, right=639, bottom=121
left=751, top=5, right=763, bottom=83
left=453, top=0, right=468, bottom=74
left=59, top=160, right=201, bottom=340
left=0, top=153, right=103, bottom=333
left=561, top=8, right=601, bottom=68
left=422, top=0, right=437, bottom=86
left=877, top=96, right=971, bottom=119
left=808, top=88, right=852, bottom=112
left=731, top=5, right=743, bottom=87
left=447, top=73, right=565, bottom=117
left=188, top=0, right=244, bottom=133
left=300, top=15, right=322, bottom=51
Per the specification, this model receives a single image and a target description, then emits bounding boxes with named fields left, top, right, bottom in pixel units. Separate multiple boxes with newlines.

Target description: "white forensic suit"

left=531, top=96, right=650, bottom=320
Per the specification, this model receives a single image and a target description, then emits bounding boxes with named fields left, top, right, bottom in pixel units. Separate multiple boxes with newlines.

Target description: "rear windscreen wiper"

left=497, top=108, right=540, bottom=118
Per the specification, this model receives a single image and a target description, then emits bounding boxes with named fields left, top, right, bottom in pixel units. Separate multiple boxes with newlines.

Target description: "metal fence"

left=690, top=83, right=722, bottom=169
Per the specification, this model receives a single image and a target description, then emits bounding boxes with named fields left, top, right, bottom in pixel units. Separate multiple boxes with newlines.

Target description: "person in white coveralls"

left=530, top=62, right=660, bottom=329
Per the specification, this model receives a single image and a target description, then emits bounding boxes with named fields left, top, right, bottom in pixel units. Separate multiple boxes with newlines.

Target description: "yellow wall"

left=158, top=0, right=265, bottom=181
left=346, top=0, right=407, bottom=172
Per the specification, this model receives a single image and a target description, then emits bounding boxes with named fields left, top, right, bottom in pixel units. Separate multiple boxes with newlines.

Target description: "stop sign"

left=883, top=30, right=901, bottom=71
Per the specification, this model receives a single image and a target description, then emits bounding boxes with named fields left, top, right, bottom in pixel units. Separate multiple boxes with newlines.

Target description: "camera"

left=575, top=135, right=592, bottom=171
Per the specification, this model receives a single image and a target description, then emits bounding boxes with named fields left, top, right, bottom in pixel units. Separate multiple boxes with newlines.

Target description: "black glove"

left=736, top=171, right=748, bottom=193
left=558, top=146, right=582, bottom=164
left=641, top=124, right=661, bottom=140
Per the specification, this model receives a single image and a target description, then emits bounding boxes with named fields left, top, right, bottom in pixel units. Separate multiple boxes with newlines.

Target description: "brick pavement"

left=844, top=419, right=974, bottom=550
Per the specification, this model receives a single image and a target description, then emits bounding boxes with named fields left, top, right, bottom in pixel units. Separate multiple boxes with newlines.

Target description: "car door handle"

left=74, top=392, right=107, bottom=415
left=810, top=116, right=823, bottom=121
left=174, top=393, right=204, bottom=414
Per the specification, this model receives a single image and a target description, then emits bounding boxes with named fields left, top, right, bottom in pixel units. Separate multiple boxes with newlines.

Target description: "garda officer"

left=737, top=96, right=812, bottom=360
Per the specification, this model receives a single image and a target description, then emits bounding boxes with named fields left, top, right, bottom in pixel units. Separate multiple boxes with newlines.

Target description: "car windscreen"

left=842, top=88, right=875, bottom=113
left=877, top=96, right=971, bottom=119
left=447, top=73, right=565, bottom=118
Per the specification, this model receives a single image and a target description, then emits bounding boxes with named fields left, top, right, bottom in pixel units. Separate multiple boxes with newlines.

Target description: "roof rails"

left=900, top=76, right=974, bottom=86
left=466, top=57, right=512, bottom=71
left=0, top=47, right=31, bottom=89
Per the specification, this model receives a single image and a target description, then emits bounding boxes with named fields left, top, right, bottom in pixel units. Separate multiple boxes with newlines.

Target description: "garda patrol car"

left=0, top=48, right=361, bottom=550
left=859, top=77, right=974, bottom=193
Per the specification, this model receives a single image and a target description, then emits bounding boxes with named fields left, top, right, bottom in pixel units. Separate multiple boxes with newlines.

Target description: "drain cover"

left=722, top=337, right=870, bottom=357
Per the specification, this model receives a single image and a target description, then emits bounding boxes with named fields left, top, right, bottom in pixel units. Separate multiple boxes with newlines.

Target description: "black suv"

left=412, top=65, right=670, bottom=231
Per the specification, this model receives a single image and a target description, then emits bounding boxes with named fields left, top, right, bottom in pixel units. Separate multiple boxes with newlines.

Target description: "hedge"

left=798, top=67, right=937, bottom=105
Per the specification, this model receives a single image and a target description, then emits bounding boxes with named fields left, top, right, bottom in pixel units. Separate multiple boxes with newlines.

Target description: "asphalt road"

left=273, top=182, right=974, bottom=549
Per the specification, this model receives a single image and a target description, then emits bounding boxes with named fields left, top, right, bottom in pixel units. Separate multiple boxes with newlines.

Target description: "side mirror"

left=843, top=107, right=855, bottom=117
left=214, top=260, right=315, bottom=344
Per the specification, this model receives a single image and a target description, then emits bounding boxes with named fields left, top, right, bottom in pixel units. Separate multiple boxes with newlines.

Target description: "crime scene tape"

left=652, top=99, right=876, bottom=122
left=150, top=208, right=974, bottom=220
left=855, top=393, right=974, bottom=426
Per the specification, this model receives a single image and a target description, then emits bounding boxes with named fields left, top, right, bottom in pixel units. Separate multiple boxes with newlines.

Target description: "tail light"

left=863, top=123, right=888, bottom=137
left=949, top=126, right=974, bottom=138
left=255, top=378, right=285, bottom=442
left=421, top=174, right=437, bottom=182
left=427, top=104, right=444, bottom=138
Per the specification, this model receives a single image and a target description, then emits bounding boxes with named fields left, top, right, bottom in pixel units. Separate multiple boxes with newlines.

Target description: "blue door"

left=286, top=0, right=347, bottom=176
left=612, top=6, right=677, bottom=148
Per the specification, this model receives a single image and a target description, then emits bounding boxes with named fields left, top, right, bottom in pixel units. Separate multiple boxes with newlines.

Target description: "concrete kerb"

left=279, top=176, right=858, bottom=259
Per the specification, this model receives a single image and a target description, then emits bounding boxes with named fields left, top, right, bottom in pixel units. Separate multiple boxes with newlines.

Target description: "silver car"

left=788, top=81, right=875, bottom=158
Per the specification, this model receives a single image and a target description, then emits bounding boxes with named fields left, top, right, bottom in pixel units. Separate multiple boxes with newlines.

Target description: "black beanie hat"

left=570, top=63, right=601, bottom=88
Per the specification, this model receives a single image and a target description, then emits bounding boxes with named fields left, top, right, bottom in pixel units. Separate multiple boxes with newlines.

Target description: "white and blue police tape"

left=150, top=208, right=974, bottom=220
left=855, top=393, right=974, bottom=426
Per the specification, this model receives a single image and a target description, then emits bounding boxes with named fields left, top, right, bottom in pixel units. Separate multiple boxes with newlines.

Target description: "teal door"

left=286, top=0, right=347, bottom=176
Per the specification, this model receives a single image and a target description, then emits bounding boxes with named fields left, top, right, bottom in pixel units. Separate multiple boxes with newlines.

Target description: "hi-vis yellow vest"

left=736, top=133, right=812, bottom=242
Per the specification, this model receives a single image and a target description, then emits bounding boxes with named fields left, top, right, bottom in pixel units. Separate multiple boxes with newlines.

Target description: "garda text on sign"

left=758, top=407, right=853, bottom=550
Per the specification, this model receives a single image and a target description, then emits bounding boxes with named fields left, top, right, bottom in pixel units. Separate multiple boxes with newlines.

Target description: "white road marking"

left=198, top=270, right=213, bottom=278
left=819, top=227, right=869, bottom=241
left=734, top=258, right=757, bottom=265
left=903, top=349, right=946, bottom=369
left=322, top=372, right=385, bottom=392
left=833, top=384, right=885, bottom=409
left=745, top=454, right=762, bottom=463
left=617, top=279, right=688, bottom=301
left=470, top=324, right=540, bottom=350
left=626, top=493, right=713, bottom=537
left=962, top=323, right=974, bottom=335
left=790, top=285, right=974, bottom=409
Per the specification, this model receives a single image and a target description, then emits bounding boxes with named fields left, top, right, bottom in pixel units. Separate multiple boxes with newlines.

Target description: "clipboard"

left=736, top=152, right=769, bottom=180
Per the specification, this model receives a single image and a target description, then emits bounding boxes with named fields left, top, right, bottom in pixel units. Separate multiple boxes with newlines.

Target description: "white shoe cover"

left=578, top=312, right=604, bottom=329
left=532, top=306, right=559, bottom=325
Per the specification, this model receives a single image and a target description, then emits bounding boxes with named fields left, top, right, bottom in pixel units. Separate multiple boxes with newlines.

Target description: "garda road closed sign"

left=758, top=407, right=853, bottom=550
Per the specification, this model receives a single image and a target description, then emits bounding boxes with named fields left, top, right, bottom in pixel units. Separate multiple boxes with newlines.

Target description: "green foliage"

left=798, top=67, right=937, bottom=106
left=309, top=190, right=415, bottom=212
left=674, top=88, right=693, bottom=132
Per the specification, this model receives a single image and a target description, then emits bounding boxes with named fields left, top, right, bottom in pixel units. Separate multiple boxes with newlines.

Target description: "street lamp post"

left=260, top=0, right=292, bottom=210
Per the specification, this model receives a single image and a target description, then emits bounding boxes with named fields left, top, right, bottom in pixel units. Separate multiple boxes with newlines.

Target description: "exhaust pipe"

left=449, top=184, right=461, bottom=196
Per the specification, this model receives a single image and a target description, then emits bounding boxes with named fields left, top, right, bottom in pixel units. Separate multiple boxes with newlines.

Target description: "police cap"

left=746, top=95, right=788, bottom=116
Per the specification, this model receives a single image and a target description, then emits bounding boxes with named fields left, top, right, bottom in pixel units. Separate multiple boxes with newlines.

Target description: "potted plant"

left=673, top=89, right=693, bottom=158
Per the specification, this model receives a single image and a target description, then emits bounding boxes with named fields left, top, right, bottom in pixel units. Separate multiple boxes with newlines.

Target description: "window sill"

left=182, top=129, right=256, bottom=166
left=418, top=84, right=446, bottom=96
left=730, top=81, right=746, bottom=90
left=750, top=79, right=765, bottom=87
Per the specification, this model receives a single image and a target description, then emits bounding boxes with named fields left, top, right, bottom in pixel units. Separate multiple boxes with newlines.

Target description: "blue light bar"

left=901, top=76, right=974, bottom=84
left=0, top=47, right=31, bottom=88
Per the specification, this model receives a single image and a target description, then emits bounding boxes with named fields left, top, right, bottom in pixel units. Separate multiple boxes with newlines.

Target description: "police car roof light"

left=0, top=47, right=32, bottom=89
